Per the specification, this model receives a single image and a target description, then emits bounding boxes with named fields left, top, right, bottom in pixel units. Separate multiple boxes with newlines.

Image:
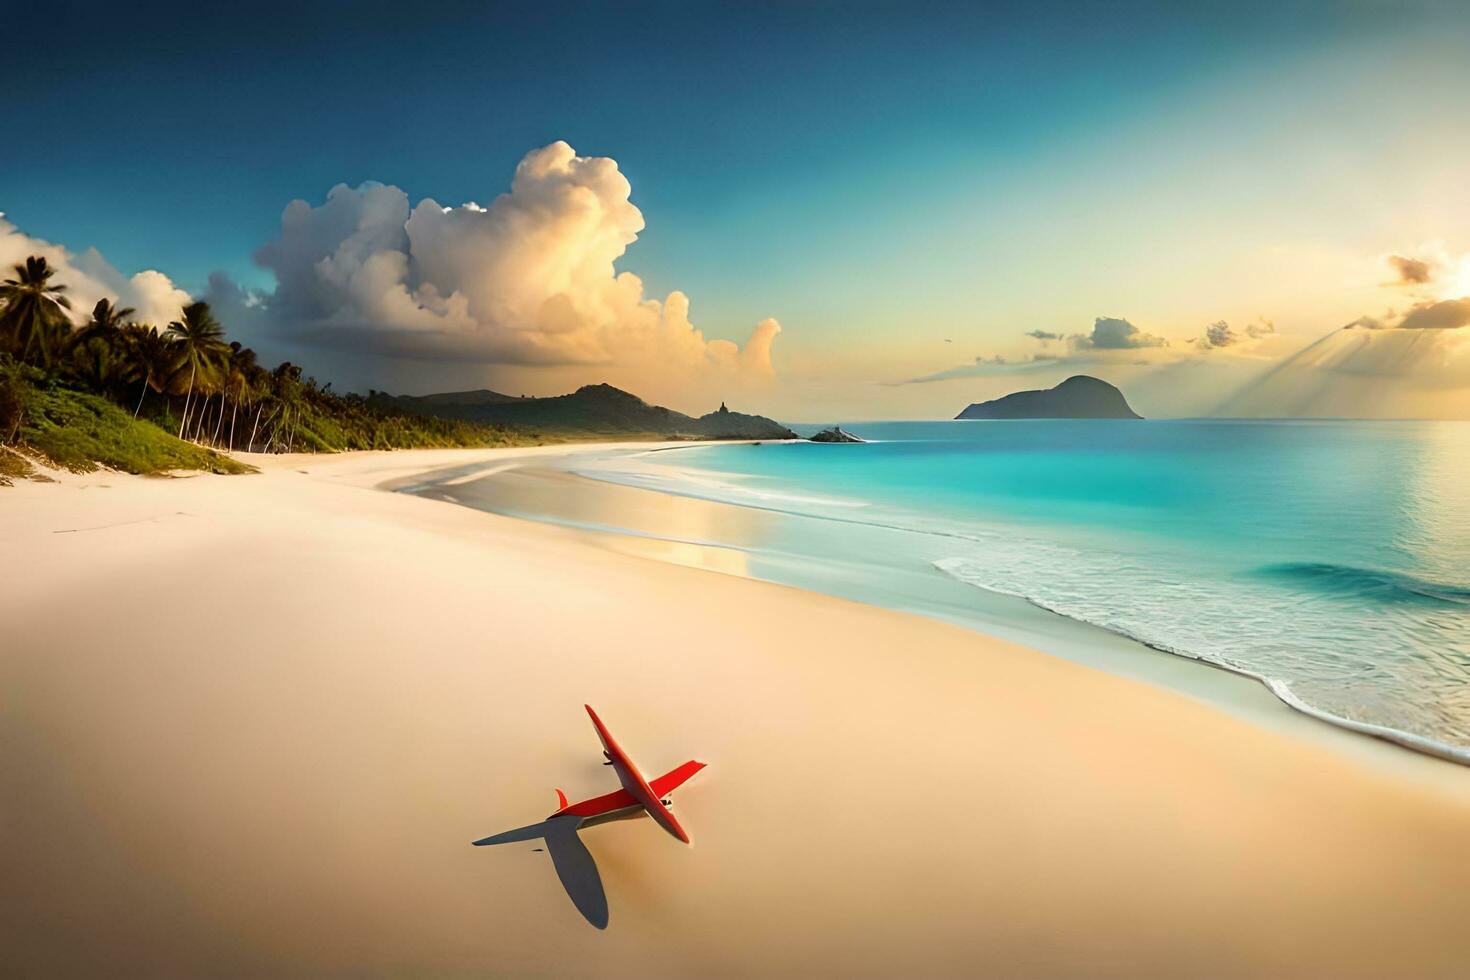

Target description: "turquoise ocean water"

left=578, top=421, right=1470, bottom=761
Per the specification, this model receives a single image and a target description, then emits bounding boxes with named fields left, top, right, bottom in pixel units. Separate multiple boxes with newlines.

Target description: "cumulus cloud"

left=1399, top=297, right=1470, bottom=330
left=1345, top=297, right=1470, bottom=331
left=1025, top=329, right=1063, bottom=342
left=213, top=141, right=780, bottom=391
left=1385, top=254, right=1433, bottom=286
left=1195, top=316, right=1275, bottom=349
left=1201, top=320, right=1233, bottom=348
left=0, top=214, right=190, bottom=328
left=1072, top=316, right=1167, bottom=350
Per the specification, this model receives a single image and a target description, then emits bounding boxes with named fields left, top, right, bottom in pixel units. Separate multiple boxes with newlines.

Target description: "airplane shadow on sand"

left=473, top=809, right=645, bottom=929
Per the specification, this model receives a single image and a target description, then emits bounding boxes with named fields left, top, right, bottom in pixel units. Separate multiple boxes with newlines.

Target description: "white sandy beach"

left=4, top=446, right=1470, bottom=978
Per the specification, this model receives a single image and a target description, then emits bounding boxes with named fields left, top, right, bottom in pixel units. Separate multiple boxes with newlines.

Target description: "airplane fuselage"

left=583, top=705, right=692, bottom=843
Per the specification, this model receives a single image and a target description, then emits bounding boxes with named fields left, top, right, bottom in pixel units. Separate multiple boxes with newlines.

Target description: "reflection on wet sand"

left=413, top=458, right=774, bottom=579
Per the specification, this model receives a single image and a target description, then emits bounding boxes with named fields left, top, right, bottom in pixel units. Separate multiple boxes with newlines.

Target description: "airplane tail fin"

left=554, top=788, right=569, bottom=811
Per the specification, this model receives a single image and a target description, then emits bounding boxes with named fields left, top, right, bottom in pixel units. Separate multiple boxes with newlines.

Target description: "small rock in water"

left=809, top=426, right=866, bottom=443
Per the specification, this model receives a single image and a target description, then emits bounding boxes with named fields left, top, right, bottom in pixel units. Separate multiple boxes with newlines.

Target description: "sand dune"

left=4, top=447, right=1470, bottom=978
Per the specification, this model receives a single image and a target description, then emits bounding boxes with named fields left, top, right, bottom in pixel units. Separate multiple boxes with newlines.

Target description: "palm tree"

left=66, top=299, right=140, bottom=399
left=263, top=361, right=304, bottom=453
left=165, top=302, right=227, bottom=439
left=69, top=330, right=130, bottom=396
left=220, top=342, right=259, bottom=449
left=74, top=297, right=136, bottom=346
left=245, top=362, right=273, bottom=451
left=0, top=256, right=73, bottom=368
left=126, top=326, right=175, bottom=417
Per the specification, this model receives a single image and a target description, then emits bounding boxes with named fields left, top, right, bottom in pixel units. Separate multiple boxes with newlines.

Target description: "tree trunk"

left=191, top=393, right=206, bottom=442
left=134, top=377, right=148, bottom=418
left=213, top=392, right=227, bottom=445
left=248, top=403, right=265, bottom=453
left=178, top=360, right=197, bottom=438
left=261, top=405, right=282, bottom=453
left=229, top=397, right=239, bottom=451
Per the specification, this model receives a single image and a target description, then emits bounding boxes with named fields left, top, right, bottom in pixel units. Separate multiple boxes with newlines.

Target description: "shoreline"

left=397, top=443, right=1470, bottom=778
left=6, top=446, right=1470, bottom=977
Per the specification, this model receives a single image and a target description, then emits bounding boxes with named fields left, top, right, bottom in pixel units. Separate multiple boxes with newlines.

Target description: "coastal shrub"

left=0, top=354, right=33, bottom=444
left=155, top=408, right=181, bottom=438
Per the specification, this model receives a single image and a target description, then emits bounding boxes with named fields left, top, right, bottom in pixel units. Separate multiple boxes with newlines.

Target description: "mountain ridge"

left=369, top=383, right=798, bottom=439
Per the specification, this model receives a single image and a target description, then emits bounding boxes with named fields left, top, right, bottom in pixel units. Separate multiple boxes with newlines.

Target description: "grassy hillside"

left=6, top=372, right=251, bottom=476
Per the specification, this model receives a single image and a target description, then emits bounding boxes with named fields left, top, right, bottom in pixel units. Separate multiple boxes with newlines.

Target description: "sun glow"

left=1441, top=255, right=1470, bottom=301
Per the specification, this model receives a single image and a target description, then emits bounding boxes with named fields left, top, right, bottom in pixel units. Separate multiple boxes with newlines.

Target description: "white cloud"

left=1376, top=243, right=1470, bottom=300
left=1074, top=316, right=1167, bottom=350
left=1344, top=297, right=1470, bottom=331
left=218, top=141, right=781, bottom=393
left=1194, top=316, right=1275, bottom=350
left=1384, top=254, right=1433, bottom=286
left=1398, top=298, right=1470, bottom=331
left=0, top=214, right=190, bottom=328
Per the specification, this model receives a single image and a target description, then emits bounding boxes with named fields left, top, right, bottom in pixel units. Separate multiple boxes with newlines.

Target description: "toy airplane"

left=471, top=705, right=706, bottom=927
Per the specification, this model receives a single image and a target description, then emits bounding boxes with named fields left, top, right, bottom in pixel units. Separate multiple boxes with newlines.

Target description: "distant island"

left=956, top=375, right=1142, bottom=420
left=371, top=383, right=797, bottom=440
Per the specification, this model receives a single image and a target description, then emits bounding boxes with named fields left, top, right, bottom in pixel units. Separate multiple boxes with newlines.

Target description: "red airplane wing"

left=584, top=705, right=693, bottom=844
left=650, top=760, right=706, bottom=796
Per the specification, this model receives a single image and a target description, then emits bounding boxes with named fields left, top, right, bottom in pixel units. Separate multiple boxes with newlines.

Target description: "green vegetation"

left=0, top=257, right=74, bottom=370
left=0, top=255, right=538, bottom=479
left=16, top=371, right=252, bottom=475
left=1, top=357, right=247, bottom=475
left=265, top=368, right=541, bottom=452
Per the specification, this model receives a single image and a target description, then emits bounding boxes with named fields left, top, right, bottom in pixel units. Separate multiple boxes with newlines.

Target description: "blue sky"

left=1, top=2, right=1403, bottom=292
left=5, top=1, right=1470, bottom=414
